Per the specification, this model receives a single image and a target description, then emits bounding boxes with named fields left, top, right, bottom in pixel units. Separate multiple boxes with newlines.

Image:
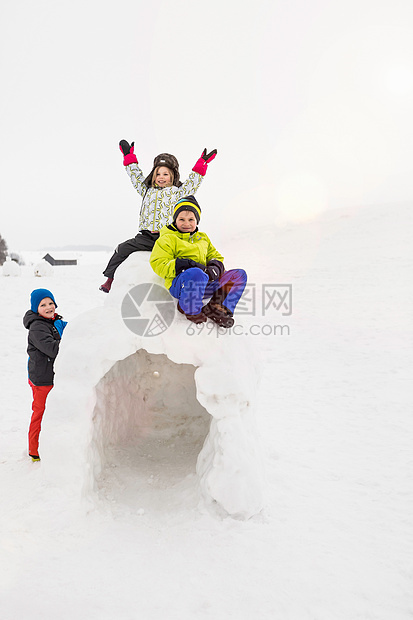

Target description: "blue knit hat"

left=30, top=288, right=57, bottom=313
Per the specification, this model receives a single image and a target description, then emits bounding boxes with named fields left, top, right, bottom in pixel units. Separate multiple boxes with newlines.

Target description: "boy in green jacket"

left=150, top=196, right=247, bottom=327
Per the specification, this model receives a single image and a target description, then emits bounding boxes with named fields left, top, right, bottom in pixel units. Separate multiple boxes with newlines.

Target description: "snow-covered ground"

left=0, top=204, right=412, bottom=619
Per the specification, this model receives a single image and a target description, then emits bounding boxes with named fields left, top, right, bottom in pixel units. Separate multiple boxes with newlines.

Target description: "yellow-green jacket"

left=150, top=225, right=224, bottom=289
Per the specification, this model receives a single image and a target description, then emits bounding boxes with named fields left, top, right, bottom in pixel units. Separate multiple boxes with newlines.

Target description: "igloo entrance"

left=91, top=349, right=211, bottom=509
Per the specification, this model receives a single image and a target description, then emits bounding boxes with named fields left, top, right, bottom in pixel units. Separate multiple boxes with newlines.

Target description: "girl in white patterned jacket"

left=100, top=141, right=217, bottom=292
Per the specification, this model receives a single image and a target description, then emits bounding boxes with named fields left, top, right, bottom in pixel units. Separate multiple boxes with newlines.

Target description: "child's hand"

left=205, top=259, right=224, bottom=281
left=192, top=148, right=217, bottom=176
left=205, top=264, right=220, bottom=281
left=175, top=258, right=205, bottom=275
left=119, top=140, right=138, bottom=166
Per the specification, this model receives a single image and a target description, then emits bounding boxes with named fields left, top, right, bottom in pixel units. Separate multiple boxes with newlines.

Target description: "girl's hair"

left=151, top=166, right=174, bottom=187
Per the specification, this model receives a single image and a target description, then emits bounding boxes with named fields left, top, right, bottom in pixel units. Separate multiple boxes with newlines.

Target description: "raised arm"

left=119, top=139, right=147, bottom=197
left=171, top=148, right=218, bottom=200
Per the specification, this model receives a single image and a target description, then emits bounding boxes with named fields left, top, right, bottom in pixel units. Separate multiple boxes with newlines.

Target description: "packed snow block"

left=41, top=253, right=264, bottom=519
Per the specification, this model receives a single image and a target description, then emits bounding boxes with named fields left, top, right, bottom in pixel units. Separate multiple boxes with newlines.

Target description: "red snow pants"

left=28, top=380, right=53, bottom=457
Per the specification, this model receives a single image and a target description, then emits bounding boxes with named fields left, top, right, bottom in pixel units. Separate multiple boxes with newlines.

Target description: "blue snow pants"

left=169, top=268, right=247, bottom=315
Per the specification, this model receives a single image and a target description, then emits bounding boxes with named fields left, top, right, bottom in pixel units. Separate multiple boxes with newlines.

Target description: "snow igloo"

left=42, top=254, right=264, bottom=519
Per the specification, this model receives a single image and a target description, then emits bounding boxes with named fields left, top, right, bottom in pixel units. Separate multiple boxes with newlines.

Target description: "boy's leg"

left=102, top=232, right=159, bottom=279
left=28, top=381, right=53, bottom=457
left=204, top=269, right=247, bottom=313
left=169, top=268, right=209, bottom=315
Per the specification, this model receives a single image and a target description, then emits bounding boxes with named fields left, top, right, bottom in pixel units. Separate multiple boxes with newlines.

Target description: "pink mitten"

left=192, top=148, right=217, bottom=176
left=119, top=140, right=138, bottom=166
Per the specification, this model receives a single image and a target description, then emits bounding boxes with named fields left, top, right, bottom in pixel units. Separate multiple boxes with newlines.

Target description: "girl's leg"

left=102, top=232, right=159, bottom=279
left=169, top=268, right=209, bottom=315
left=204, top=269, right=247, bottom=314
left=28, top=381, right=53, bottom=457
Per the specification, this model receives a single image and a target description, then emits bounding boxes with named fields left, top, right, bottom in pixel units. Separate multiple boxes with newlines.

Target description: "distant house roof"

left=43, top=253, right=77, bottom=266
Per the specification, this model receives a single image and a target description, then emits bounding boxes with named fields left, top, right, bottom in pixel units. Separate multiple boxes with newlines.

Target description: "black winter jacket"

left=23, top=311, right=62, bottom=386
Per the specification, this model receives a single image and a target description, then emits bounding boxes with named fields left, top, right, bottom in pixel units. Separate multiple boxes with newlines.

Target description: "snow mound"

left=42, top=253, right=264, bottom=519
left=2, top=259, right=21, bottom=276
left=34, top=260, right=54, bottom=277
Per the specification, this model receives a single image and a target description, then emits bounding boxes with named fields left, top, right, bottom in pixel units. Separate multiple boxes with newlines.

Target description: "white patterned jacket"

left=125, top=163, right=203, bottom=232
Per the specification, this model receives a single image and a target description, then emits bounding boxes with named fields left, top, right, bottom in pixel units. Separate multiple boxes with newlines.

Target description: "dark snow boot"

left=202, top=301, right=234, bottom=328
left=177, top=302, right=207, bottom=324
left=100, top=277, right=114, bottom=293
left=29, top=454, right=40, bottom=462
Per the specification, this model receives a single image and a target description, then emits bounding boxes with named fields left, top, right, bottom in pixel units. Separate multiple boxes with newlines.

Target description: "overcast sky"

left=1, top=0, right=412, bottom=250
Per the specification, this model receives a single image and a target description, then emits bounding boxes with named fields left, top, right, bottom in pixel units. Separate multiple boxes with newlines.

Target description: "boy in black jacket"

left=23, top=289, right=67, bottom=461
